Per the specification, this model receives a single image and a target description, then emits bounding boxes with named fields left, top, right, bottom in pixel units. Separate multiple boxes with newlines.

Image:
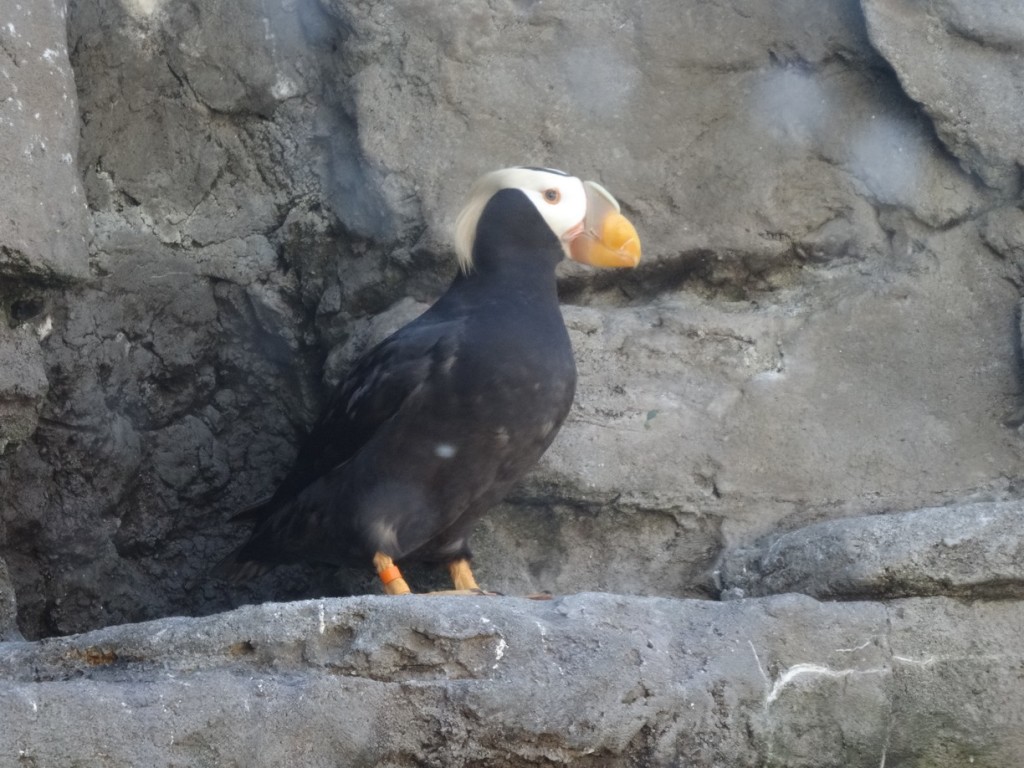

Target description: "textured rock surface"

left=720, top=501, right=1024, bottom=601
left=0, top=325, right=48, bottom=453
left=862, top=0, right=1024, bottom=192
left=2, top=0, right=1024, bottom=762
left=3, top=593, right=1024, bottom=767
left=0, top=0, right=86, bottom=459
left=0, top=557, right=19, bottom=641
left=0, top=0, right=88, bottom=282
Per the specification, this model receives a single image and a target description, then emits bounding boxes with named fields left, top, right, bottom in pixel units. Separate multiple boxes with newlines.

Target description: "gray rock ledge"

left=2, top=592, right=1022, bottom=766
left=720, top=500, right=1024, bottom=601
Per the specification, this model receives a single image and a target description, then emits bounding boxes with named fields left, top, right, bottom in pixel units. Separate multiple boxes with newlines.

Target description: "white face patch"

left=453, top=167, right=589, bottom=272
left=434, top=442, right=458, bottom=459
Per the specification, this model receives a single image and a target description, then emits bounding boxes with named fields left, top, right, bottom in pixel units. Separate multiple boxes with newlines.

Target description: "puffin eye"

left=542, top=188, right=561, bottom=204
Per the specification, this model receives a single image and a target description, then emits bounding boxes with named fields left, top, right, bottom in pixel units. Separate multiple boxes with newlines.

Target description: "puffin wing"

left=238, top=317, right=465, bottom=518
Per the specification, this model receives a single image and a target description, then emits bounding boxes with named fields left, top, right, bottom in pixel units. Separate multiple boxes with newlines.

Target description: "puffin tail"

left=212, top=497, right=279, bottom=582
left=228, top=495, right=277, bottom=523
left=212, top=550, right=275, bottom=583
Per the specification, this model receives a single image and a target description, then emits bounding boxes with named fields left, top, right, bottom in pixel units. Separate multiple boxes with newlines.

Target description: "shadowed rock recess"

left=1, top=0, right=1023, bottom=764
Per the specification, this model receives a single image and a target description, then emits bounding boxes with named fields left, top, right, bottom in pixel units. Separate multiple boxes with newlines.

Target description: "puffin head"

left=453, top=167, right=642, bottom=274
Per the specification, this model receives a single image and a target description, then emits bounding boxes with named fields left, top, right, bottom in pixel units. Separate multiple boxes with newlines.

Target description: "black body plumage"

left=220, top=188, right=578, bottom=580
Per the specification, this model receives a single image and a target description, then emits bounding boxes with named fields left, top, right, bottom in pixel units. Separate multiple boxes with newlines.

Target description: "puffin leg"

left=447, top=558, right=481, bottom=591
left=373, top=552, right=412, bottom=595
left=444, top=557, right=547, bottom=599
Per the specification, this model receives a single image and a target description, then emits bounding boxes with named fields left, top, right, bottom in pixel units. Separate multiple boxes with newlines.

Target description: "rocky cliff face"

left=1, top=0, right=1023, bottom=764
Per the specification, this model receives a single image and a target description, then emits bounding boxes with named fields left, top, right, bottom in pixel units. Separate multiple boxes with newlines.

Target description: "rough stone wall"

left=0, top=0, right=86, bottom=457
left=1, top=0, right=1019, bottom=639
left=1, top=0, right=1024, bottom=762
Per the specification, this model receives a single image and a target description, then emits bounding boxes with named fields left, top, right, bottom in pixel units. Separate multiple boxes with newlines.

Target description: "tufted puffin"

left=219, top=167, right=641, bottom=594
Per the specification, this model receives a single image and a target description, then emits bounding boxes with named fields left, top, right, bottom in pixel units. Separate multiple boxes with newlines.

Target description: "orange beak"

left=567, top=181, right=642, bottom=268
